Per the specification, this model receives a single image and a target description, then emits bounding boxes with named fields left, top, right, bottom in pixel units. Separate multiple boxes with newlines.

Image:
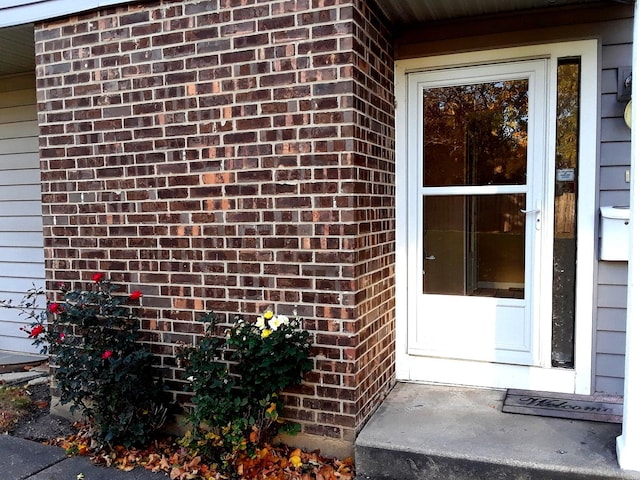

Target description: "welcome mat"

left=502, top=389, right=623, bottom=423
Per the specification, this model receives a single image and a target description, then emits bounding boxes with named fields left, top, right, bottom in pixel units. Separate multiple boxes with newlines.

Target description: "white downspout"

left=617, top=0, right=640, bottom=472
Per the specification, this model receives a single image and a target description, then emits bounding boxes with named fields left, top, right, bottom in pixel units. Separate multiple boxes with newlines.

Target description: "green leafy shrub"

left=8, top=275, right=168, bottom=448
left=177, top=310, right=313, bottom=474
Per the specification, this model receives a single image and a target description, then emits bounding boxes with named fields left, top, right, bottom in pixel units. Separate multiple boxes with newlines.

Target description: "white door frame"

left=396, top=40, right=599, bottom=395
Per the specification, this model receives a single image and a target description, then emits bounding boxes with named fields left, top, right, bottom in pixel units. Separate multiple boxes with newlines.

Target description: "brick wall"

left=349, top=0, right=395, bottom=432
left=35, top=0, right=395, bottom=450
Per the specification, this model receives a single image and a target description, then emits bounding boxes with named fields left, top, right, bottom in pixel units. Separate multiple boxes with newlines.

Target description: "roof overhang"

left=0, top=0, right=136, bottom=29
left=0, top=0, right=635, bottom=76
left=0, top=24, right=34, bottom=76
left=0, top=1, right=137, bottom=76
left=373, top=0, right=632, bottom=27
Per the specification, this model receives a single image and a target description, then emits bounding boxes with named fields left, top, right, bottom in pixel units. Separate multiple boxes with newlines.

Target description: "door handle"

left=520, top=202, right=542, bottom=230
left=425, top=255, right=436, bottom=260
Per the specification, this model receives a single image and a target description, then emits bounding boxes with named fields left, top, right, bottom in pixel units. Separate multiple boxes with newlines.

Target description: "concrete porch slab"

left=355, top=382, right=640, bottom=480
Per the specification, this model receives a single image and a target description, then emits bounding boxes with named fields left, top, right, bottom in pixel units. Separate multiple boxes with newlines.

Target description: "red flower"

left=92, top=272, right=104, bottom=283
left=29, top=324, right=44, bottom=338
left=101, top=350, right=113, bottom=360
left=48, top=302, right=63, bottom=314
left=129, top=290, right=143, bottom=300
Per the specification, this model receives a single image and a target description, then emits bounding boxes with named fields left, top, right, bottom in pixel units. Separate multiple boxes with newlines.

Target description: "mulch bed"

left=9, top=382, right=354, bottom=480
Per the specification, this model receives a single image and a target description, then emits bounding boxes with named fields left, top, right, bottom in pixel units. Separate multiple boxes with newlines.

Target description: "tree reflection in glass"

left=423, top=80, right=529, bottom=187
left=422, top=79, right=529, bottom=298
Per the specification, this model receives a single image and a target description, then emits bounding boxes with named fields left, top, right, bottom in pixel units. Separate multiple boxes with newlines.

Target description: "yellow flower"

left=264, top=310, right=274, bottom=320
left=261, top=329, right=272, bottom=338
left=289, top=448, right=303, bottom=468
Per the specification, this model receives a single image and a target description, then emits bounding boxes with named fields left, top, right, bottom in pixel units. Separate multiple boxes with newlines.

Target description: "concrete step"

left=0, top=351, right=47, bottom=373
left=0, top=369, right=47, bottom=386
left=355, top=383, right=640, bottom=480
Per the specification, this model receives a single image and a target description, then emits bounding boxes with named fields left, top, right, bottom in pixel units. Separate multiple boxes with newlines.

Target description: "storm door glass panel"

left=422, top=79, right=530, bottom=299
left=423, top=194, right=525, bottom=298
left=552, top=58, right=580, bottom=368
left=423, top=80, right=529, bottom=187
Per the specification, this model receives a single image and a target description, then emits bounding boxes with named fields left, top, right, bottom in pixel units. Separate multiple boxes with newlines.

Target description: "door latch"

left=520, top=201, right=541, bottom=230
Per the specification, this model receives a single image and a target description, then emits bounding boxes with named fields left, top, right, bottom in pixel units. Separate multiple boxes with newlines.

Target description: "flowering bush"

left=177, top=310, right=312, bottom=474
left=228, top=311, right=313, bottom=411
left=12, top=276, right=168, bottom=448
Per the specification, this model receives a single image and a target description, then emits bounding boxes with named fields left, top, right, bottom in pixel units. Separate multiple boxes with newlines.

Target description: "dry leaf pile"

left=45, top=424, right=355, bottom=480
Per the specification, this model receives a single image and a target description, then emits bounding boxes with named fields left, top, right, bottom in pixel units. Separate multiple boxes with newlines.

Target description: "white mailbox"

left=600, top=206, right=630, bottom=261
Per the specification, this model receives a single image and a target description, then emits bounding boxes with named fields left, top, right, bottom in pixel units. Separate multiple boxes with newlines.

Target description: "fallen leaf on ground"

left=41, top=424, right=354, bottom=480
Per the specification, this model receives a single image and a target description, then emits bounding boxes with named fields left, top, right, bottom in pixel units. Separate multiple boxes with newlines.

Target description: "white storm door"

left=407, top=60, right=547, bottom=366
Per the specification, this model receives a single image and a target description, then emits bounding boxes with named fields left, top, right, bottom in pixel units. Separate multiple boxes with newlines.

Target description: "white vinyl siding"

left=0, top=73, right=44, bottom=354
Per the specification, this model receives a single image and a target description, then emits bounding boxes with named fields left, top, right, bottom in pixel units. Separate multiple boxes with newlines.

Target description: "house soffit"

left=373, top=0, right=632, bottom=26
left=0, top=23, right=34, bottom=77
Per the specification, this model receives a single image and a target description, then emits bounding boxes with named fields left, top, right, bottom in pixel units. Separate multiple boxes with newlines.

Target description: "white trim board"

left=617, top=2, right=640, bottom=472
